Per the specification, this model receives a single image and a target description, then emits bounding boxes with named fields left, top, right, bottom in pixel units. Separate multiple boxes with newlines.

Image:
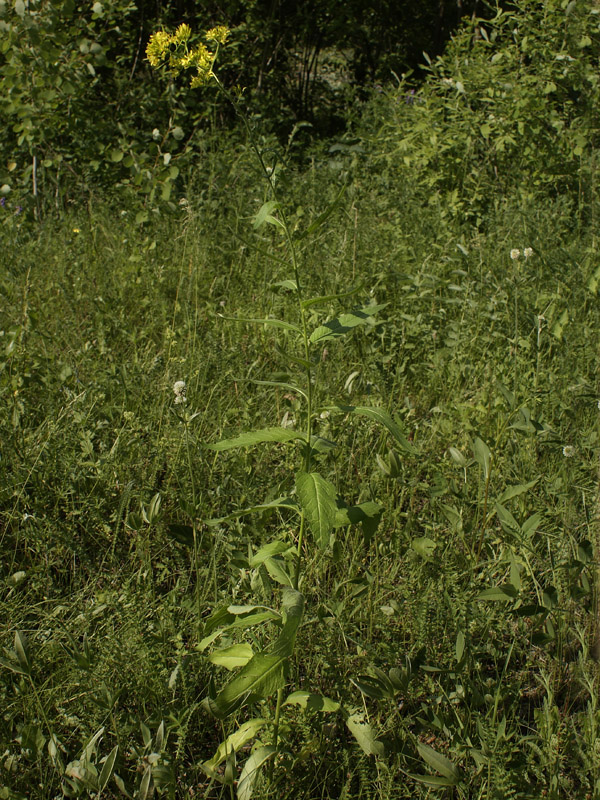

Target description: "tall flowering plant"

left=147, top=24, right=412, bottom=796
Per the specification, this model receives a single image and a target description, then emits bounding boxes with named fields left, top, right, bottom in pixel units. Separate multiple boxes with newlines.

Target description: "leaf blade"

left=295, top=471, right=337, bottom=549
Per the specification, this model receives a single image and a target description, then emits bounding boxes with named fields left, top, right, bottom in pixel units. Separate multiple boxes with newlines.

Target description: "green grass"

left=1, top=111, right=600, bottom=799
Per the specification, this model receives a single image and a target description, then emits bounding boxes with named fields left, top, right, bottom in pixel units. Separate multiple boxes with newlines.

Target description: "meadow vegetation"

left=2, top=1, right=600, bottom=798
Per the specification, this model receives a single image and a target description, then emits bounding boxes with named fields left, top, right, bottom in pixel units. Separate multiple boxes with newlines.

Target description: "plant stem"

left=269, top=687, right=284, bottom=783
left=213, top=75, right=315, bottom=586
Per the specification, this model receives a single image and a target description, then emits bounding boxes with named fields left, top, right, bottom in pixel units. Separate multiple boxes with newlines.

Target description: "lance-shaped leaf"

left=346, top=713, right=385, bottom=757
left=210, top=588, right=304, bottom=718
left=98, top=745, right=119, bottom=794
left=237, top=746, right=277, bottom=800
left=301, top=282, right=362, bottom=310
left=309, top=304, right=387, bottom=344
left=416, top=742, right=461, bottom=785
left=209, top=644, right=255, bottom=671
left=207, top=427, right=306, bottom=452
left=296, top=471, right=337, bottom=549
left=253, top=200, right=285, bottom=231
left=203, top=496, right=300, bottom=528
left=323, top=405, right=415, bottom=453
left=202, top=718, right=268, bottom=778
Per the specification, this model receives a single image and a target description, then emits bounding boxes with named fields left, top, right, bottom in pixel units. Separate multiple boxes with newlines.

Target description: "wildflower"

left=597, top=399, right=600, bottom=410
left=173, top=380, right=187, bottom=404
left=0, top=197, right=5, bottom=207
left=152, top=128, right=161, bottom=141
left=206, top=26, right=229, bottom=45
left=562, top=445, right=575, bottom=458
left=146, top=30, right=172, bottom=67
left=523, top=247, right=533, bottom=258
left=510, top=249, right=520, bottom=260
left=15, top=206, right=22, bottom=215
left=73, top=228, right=80, bottom=234
left=174, top=23, right=192, bottom=43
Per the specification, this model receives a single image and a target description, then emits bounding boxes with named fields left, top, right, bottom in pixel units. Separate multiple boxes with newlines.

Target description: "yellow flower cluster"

left=206, top=26, right=229, bottom=45
left=145, top=23, right=229, bottom=88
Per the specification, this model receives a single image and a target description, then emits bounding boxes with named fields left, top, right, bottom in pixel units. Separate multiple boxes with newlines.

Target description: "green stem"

left=269, top=687, right=284, bottom=783
left=213, top=75, right=315, bottom=584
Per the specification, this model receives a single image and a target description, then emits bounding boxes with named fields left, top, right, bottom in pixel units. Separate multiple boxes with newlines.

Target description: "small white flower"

left=173, top=380, right=187, bottom=404
left=152, top=128, right=161, bottom=141
left=562, top=445, right=575, bottom=458
left=510, top=249, right=520, bottom=260
left=523, top=247, right=533, bottom=258
left=320, top=410, right=330, bottom=420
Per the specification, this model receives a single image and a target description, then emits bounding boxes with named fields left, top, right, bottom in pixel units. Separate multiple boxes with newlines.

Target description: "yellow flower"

left=146, top=30, right=172, bottom=67
left=190, top=68, right=214, bottom=88
left=72, top=228, right=80, bottom=234
left=206, top=26, right=229, bottom=45
left=174, top=23, right=192, bottom=43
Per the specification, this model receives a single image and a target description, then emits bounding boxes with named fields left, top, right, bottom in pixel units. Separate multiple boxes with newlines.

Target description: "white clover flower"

left=173, top=380, right=187, bottom=404
left=562, top=445, right=575, bottom=458
left=510, top=249, right=521, bottom=260
left=523, top=247, right=533, bottom=258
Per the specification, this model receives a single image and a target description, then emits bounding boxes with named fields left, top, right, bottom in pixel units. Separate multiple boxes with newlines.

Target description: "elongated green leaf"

left=521, top=512, right=542, bottom=538
left=296, top=471, right=337, bottom=549
left=0, top=655, right=29, bottom=676
left=284, top=691, right=340, bottom=712
left=323, top=405, right=415, bottom=453
left=472, top=437, right=492, bottom=480
left=218, top=314, right=301, bottom=334
left=346, top=713, right=385, bottom=757
left=237, top=746, right=277, bottom=800
left=14, top=631, right=31, bottom=676
left=211, top=589, right=304, bottom=718
left=253, top=200, right=280, bottom=228
left=204, top=497, right=300, bottom=527
left=497, top=479, right=538, bottom=503
left=98, top=745, right=119, bottom=793
left=203, top=718, right=267, bottom=777
left=249, top=541, right=292, bottom=567
left=495, top=503, right=520, bottom=536
left=263, top=557, right=293, bottom=586
left=408, top=773, right=457, bottom=787
left=310, top=304, right=387, bottom=344
left=237, top=379, right=308, bottom=400
left=209, top=644, right=254, bottom=670
left=301, top=283, right=362, bottom=310
left=416, top=743, right=461, bottom=783
left=211, top=654, right=284, bottom=718
left=207, top=428, right=305, bottom=452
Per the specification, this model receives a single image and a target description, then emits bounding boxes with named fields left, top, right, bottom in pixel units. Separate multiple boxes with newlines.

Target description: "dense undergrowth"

left=2, top=1, right=600, bottom=798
